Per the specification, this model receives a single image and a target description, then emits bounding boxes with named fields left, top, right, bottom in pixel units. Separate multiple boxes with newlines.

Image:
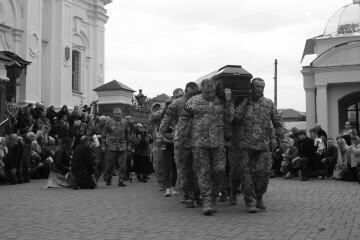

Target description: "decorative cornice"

left=312, top=64, right=360, bottom=73
left=316, top=85, right=327, bottom=89
left=87, top=9, right=109, bottom=24
left=300, top=67, right=314, bottom=76
left=304, top=87, right=315, bottom=92
left=72, top=91, right=84, bottom=96
left=72, top=44, right=86, bottom=52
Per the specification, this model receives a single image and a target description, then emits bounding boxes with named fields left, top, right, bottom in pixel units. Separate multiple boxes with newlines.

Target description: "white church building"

left=0, top=0, right=111, bottom=109
left=301, top=0, right=360, bottom=138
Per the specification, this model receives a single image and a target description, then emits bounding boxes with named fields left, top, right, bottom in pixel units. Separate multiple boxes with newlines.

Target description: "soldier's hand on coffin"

left=224, top=88, right=232, bottom=101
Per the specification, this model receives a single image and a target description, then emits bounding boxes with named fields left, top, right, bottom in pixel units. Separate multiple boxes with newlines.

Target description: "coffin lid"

left=196, top=65, right=252, bottom=83
left=215, top=65, right=252, bottom=77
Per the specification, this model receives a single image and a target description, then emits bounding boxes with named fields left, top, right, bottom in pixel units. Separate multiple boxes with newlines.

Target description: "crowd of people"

left=271, top=122, right=360, bottom=183
left=0, top=100, right=153, bottom=189
left=1, top=77, right=360, bottom=216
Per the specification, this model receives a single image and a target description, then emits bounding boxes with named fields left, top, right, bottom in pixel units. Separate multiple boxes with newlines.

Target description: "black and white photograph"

left=0, top=0, right=360, bottom=239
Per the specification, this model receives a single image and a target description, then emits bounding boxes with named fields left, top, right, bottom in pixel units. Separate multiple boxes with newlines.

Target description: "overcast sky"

left=104, top=0, right=351, bottom=112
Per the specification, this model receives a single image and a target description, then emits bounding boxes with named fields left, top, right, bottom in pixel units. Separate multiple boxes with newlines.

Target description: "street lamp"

left=5, top=59, right=24, bottom=80
left=135, top=89, right=146, bottom=108
left=5, top=56, right=26, bottom=101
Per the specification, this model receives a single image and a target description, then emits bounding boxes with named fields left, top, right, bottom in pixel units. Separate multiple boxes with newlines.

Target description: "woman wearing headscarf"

left=22, top=106, right=34, bottom=130
left=57, top=105, right=70, bottom=121
left=14, top=107, right=27, bottom=133
left=36, top=109, right=51, bottom=133
left=131, top=123, right=153, bottom=182
left=44, top=137, right=73, bottom=188
left=72, top=122, right=88, bottom=150
left=46, top=106, right=58, bottom=125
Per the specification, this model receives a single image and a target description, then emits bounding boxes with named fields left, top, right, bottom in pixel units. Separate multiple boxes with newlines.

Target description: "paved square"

left=1, top=177, right=359, bottom=240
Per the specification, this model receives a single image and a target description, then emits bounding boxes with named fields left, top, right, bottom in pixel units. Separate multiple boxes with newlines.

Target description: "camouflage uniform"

left=175, top=94, right=234, bottom=207
left=149, top=108, right=167, bottom=185
left=158, top=95, right=200, bottom=199
left=102, top=118, right=128, bottom=184
left=230, top=96, right=286, bottom=205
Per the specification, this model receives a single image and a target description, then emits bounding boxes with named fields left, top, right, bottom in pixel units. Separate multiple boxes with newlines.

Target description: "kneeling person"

left=72, top=136, right=96, bottom=189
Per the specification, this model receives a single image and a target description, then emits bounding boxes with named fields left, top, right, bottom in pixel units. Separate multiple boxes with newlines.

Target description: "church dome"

left=324, top=0, right=360, bottom=37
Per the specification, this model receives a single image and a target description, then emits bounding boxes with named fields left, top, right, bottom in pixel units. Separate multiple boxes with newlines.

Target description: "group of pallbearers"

left=150, top=77, right=287, bottom=216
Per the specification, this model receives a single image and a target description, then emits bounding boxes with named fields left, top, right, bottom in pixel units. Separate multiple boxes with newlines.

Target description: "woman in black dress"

left=130, top=123, right=153, bottom=182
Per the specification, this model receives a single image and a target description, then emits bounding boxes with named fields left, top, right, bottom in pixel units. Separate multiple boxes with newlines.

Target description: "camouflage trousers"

left=192, top=147, right=226, bottom=204
left=175, top=146, right=200, bottom=199
left=151, top=146, right=173, bottom=187
left=104, top=150, right=127, bottom=183
left=230, top=147, right=271, bottom=203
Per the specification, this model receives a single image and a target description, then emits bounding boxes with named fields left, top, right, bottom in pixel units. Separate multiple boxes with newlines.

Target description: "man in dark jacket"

left=297, top=130, right=316, bottom=181
left=71, top=136, right=96, bottom=189
left=321, top=138, right=338, bottom=178
left=4, top=134, right=24, bottom=184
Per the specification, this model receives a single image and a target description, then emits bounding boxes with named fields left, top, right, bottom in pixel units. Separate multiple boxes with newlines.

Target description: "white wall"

left=0, top=0, right=110, bottom=108
left=17, top=0, right=43, bottom=106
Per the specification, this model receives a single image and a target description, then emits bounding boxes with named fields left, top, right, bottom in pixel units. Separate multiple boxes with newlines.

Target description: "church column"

left=305, top=88, right=316, bottom=132
left=17, top=0, right=43, bottom=105
left=316, top=84, right=328, bottom=134
left=302, top=67, right=316, bottom=132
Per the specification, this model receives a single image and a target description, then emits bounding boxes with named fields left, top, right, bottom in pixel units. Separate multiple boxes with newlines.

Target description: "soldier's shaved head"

left=251, top=77, right=265, bottom=100
left=201, top=78, right=216, bottom=101
left=201, top=78, right=215, bottom=88
left=185, top=82, right=199, bottom=98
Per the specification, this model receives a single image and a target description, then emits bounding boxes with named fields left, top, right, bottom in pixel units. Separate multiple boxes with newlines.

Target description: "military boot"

left=210, top=195, right=218, bottom=213
left=202, top=202, right=213, bottom=216
left=256, top=199, right=267, bottom=210
left=185, top=199, right=195, bottom=208
left=245, top=201, right=257, bottom=213
left=195, top=197, right=203, bottom=206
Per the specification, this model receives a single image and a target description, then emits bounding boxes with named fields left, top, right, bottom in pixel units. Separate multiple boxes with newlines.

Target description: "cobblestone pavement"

left=1, top=176, right=360, bottom=240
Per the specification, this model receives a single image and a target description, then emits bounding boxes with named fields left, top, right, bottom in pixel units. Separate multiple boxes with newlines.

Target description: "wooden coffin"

left=195, top=65, right=253, bottom=103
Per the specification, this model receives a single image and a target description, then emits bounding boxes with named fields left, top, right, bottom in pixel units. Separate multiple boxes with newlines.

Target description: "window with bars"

left=72, top=50, right=81, bottom=92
